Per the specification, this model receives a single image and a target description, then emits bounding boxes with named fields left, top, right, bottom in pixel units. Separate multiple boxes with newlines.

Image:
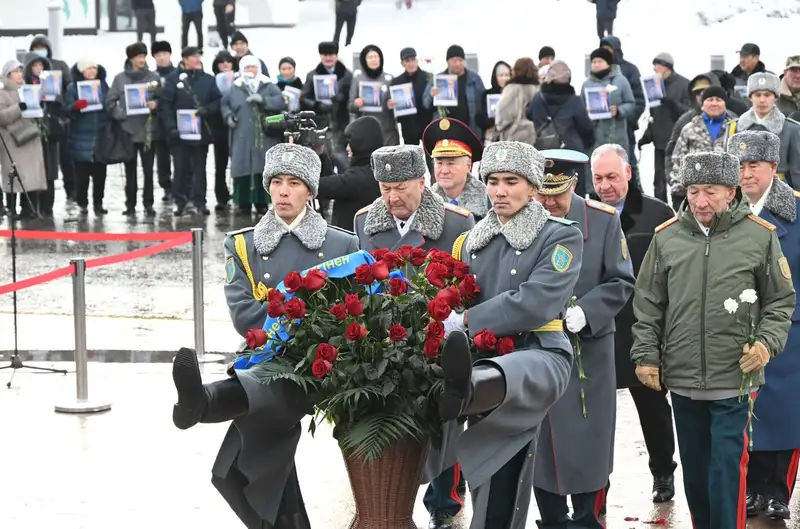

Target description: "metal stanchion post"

left=47, top=1, right=64, bottom=61
left=192, top=229, right=205, bottom=359
left=55, top=259, right=111, bottom=413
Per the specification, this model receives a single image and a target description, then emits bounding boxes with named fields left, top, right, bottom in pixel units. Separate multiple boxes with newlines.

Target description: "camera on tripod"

left=264, top=110, right=327, bottom=148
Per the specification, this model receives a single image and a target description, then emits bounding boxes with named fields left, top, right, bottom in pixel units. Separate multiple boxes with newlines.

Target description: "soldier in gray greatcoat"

left=532, top=149, right=635, bottom=528
left=354, top=142, right=474, bottom=529
left=170, top=143, right=359, bottom=529
left=435, top=140, right=585, bottom=529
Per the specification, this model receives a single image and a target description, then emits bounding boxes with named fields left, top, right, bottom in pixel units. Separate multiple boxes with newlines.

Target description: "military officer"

left=170, top=143, right=359, bottom=529
left=422, top=117, right=489, bottom=221
left=437, top=140, right=585, bottom=529
left=354, top=143, right=474, bottom=529
left=532, top=149, right=635, bottom=529
left=728, top=130, right=800, bottom=520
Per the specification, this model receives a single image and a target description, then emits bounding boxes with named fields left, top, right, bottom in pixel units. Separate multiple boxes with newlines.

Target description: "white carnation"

left=149, top=80, right=159, bottom=87
left=723, top=298, right=739, bottom=314
left=176, top=82, right=184, bottom=89
left=739, top=289, right=758, bottom=304
left=179, top=73, right=187, bottom=80
left=606, top=85, right=618, bottom=93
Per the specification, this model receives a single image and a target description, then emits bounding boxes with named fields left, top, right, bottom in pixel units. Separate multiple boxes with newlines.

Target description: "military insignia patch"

left=385, top=163, right=392, bottom=171
left=495, top=148, right=507, bottom=162
left=281, top=151, right=294, bottom=162
left=621, top=237, right=629, bottom=260
left=440, top=118, right=450, bottom=131
left=551, top=244, right=573, bottom=273
left=779, top=256, right=792, bottom=280
left=758, top=77, right=766, bottom=86
left=739, top=142, right=747, bottom=152
left=225, top=257, right=235, bottom=283
left=442, top=139, right=450, bottom=146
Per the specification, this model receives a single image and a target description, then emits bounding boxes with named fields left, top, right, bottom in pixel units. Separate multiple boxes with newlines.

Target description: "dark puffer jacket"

left=28, top=35, right=71, bottom=90
left=527, top=82, right=595, bottom=154
left=600, top=36, right=645, bottom=130
left=63, top=64, right=110, bottom=163
left=158, top=64, right=222, bottom=145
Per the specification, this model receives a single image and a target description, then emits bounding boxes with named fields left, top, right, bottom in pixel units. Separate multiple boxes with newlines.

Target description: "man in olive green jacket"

left=631, top=150, right=796, bottom=529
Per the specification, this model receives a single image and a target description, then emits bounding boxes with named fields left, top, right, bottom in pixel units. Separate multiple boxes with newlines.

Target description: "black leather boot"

left=273, top=512, right=312, bottom=529
left=438, top=331, right=506, bottom=420
left=172, top=347, right=249, bottom=429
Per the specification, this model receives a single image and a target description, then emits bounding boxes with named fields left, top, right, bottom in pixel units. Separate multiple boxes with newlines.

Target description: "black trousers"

left=74, top=161, right=108, bottom=209
left=333, top=13, right=357, bottom=47
left=214, top=5, right=235, bottom=48
left=653, top=148, right=668, bottom=203
left=748, top=449, right=800, bottom=503
left=38, top=138, right=59, bottom=214
left=59, top=135, right=74, bottom=200
left=181, top=11, right=203, bottom=50
left=535, top=487, right=606, bottom=529
left=172, top=143, right=208, bottom=208
left=155, top=139, right=172, bottom=193
left=596, top=18, right=613, bottom=40
left=484, top=445, right=528, bottom=528
left=135, top=8, right=157, bottom=44
left=213, top=139, right=231, bottom=205
left=124, top=143, right=156, bottom=209
left=630, top=385, right=678, bottom=477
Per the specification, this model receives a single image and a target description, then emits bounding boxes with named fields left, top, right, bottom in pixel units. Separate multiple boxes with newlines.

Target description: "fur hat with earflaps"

left=727, top=130, right=781, bottom=164
left=480, top=141, right=545, bottom=188
left=262, top=144, right=322, bottom=198
left=680, top=152, right=739, bottom=189
left=747, top=72, right=780, bottom=98
left=371, top=145, right=427, bottom=183
left=126, top=42, right=148, bottom=60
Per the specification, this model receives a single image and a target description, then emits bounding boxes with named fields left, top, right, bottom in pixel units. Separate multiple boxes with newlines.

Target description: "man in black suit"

left=590, top=143, right=678, bottom=505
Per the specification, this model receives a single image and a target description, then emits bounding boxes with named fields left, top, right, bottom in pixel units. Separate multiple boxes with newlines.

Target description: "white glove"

left=443, top=310, right=466, bottom=337
left=246, top=94, right=263, bottom=104
left=565, top=306, right=587, bottom=333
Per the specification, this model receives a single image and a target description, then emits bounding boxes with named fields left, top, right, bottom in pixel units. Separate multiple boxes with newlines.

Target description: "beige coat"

left=0, top=79, right=46, bottom=193
left=494, top=82, right=538, bottom=145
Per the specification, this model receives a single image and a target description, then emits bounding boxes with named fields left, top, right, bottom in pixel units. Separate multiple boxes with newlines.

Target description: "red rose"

left=371, top=248, right=389, bottom=261
left=409, top=247, right=427, bottom=266
left=284, top=298, right=307, bottom=319
left=458, top=275, right=481, bottom=301
left=427, top=298, right=451, bottom=321
left=311, top=358, right=332, bottom=379
left=388, top=277, right=408, bottom=296
left=425, top=262, right=450, bottom=288
left=354, top=264, right=374, bottom=284
left=423, top=338, right=442, bottom=358
left=382, top=251, right=402, bottom=269
left=397, top=245, right=414, bottom=262
left=330, top=303, right=348, bottom=321
left=425, top=321, right=445, bottom=341
left=304, top=269, right=327, bottom=291
left=345, top=322, right=368, bottom=341
left=344, top=293, right=364, bottom=316
left=371, top=260, right=390, bottom=281
left=245, top=328, right=268, bottom=349
left=316, top=343, right=339, bottom=362
left=436, top=286, right=462, bottom=308
left=284, top=271, right=304, bottom=292
left=268, top=289, right=285, bottom=303
left=267, top=300, right=285, bottom=318
left=389, top=324, right=407, bottom=342
left=428, top=248, right=452, bottom=265
left=452, top=261, right=470, bottom=279
left=473, top=329, right=497, bottom=351
left=497, top=337, right=515, bottom=355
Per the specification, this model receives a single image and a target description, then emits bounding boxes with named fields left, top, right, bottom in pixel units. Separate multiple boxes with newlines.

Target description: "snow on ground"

left=0, top=0, right=798, bottom=197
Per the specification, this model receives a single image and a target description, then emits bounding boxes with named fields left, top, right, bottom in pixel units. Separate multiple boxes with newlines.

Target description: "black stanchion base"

left=0, top=355, right=68, bottom=388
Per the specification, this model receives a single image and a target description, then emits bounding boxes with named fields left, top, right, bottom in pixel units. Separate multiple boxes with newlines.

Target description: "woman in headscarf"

left=477, top=60, right=511, bottom=143
left=348, top=44, right=399, bottom=145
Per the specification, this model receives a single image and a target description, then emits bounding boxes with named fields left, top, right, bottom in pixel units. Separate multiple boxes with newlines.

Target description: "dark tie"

left=399, top=222, right=406, bottom=229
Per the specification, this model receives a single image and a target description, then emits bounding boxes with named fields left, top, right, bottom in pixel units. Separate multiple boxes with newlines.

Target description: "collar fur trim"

left=738, top=107, right=786, bottom=136
left=363, top=187, right=446, bottom=239
left=253, top=206, right=327, bottom=255
left=763, top=177, right=798, bottom=223
left=430, top=176, right=488, bottom=218
left=466, top=201, right=549, bottom=253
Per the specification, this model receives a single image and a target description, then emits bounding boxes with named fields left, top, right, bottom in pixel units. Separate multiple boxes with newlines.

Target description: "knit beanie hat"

left=701, top=85, right=728, bottom=103
left=680, top=152, right=739, bottom=189
left=539, top=46, right=555, bottom=60
left=126, top=42, right=148, bottom=60
left=446, top=45, right=466, bottom=61
left=2, top=60, right=23, bottom=79
left=590, top=47, right=614, bottom=67
left=77, top=57, right=98, bottom=73
left=230, top=31, right=248, bottom=45
left=652, top=52, right=674, bottom=69
left=262, top=144, right=322, bottom=197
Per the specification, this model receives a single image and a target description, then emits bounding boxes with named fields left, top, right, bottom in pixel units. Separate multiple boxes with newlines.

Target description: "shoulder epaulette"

left=225, top=226, right=255, bottom=237
left=794, top=190, right=800, bottom=199
left=327, top=225, right=356, bottom=236
left=786, top=117, right=800, bottom=127
left=444, top=202, right=472, bottom=217
left=654, top=217, right=678, bottom=233
left=548, top=216, right=577, bottom=226
left=585, top=198, right=617, bottom=215
left=747, top=214, right=776, bottom=231
left=355, top=204, right=372, bottom=216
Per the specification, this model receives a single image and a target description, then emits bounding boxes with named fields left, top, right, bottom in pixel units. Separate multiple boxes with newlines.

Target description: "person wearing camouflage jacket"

left=669, top=86, right=736, bottom=206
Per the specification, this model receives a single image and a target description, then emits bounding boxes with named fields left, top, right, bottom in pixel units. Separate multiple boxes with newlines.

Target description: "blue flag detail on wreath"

left=234, top=250, right=405, bottom=370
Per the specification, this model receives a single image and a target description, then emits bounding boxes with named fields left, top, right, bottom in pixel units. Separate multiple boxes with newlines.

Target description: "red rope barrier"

left=0, top=229, right=191, bottom=242
left=0, top=265, right=76, bottom=296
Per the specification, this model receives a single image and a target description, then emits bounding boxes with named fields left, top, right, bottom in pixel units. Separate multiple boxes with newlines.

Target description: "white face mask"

left=242, top=71, right=255, bottom=78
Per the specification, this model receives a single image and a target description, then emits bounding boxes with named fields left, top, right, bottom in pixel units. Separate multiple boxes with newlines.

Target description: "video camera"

left=264, top=111, right=327, bottom=148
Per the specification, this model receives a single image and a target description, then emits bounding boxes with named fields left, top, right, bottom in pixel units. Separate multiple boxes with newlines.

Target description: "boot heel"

left=438, top=331, right=472, bottom=421
left=172, top=348, right=205, bottom=429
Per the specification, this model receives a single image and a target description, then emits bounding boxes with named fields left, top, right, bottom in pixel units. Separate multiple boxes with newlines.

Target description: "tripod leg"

left=17, top=364, right=68, bottom=374
left=7, top=368, right=16, bottom=388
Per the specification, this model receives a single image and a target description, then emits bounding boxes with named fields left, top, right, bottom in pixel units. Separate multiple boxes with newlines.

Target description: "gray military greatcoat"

left=217, top=206, right=359, bottom=527
left=448, top=201, right=584, bottom=529
left=534, top=195, right=635, bottom=495
left=353, top=186, right=475, bottom=484
left=430, top=175, right=490, bottom=221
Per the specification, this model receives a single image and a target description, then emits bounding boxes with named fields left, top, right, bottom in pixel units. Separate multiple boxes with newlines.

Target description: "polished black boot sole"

left=172, top=347, right=206, bottom=430
left=438, top=331, right=472, bottom=421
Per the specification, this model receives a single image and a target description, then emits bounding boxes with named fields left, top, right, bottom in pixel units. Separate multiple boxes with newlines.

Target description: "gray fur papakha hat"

left=479, top=141, right=545, bottom=188
left=371, top=145, right=427, bottom=182
left=262, top=143, right=322, bottom=197
left=680, top=152, right=739, bottom=189
left=747, top=72, right=780, bottom=98
left=727, top=130, right=781, bottom=164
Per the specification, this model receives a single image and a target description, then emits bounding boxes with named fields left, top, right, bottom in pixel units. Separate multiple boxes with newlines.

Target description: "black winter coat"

left=391, top=68, right=434, bottom=146
left=527, top=82, right=594, bottom=153
left=159, top=66, right=222, bottom=145
left=317, top=116, right=383, bottom=230
left=301, top=61, right=353, bottom=149
left=642, top=71, right=691, bottom=149
left=336, top=0, right=360, bottom=16
left=600, top=36, right=646, bottom=130
left=595, top=0, right=619, bottom=20
left=731, top=60, right=767, bottom=87
left=590, top=186, right=675, bottom=388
